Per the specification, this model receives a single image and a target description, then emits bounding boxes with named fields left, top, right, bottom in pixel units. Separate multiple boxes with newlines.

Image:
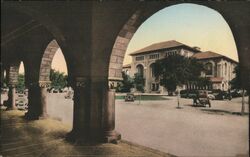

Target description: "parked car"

left=208, top=94, right=215, bottom=100
left=16, top=101, right=28, bottom=110
left=180, top=90, right=197, bottom=98
left=125, top=93, right=135, bottom=102
left=211, top=89, right=231, bottom=100
left=180, top=90, right=188, bottom=98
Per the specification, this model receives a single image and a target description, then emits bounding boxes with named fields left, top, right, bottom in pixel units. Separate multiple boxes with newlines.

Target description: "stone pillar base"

left=24, top=112, right=39, bottom=120
left=6, top=106, right=17, bottom=111
left=103, top=130, right=121, bottom=144
left=66, top=129, right=92, bottom=144
left=39, top=114, right=49, bottom=120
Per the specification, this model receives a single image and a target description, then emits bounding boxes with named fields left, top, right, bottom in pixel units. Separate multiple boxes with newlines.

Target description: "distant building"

left=193, top=51, right=237, bottom=91
left=126, top=40, right=238, bottom=93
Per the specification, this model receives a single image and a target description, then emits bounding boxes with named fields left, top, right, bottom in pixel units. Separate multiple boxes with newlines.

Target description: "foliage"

left=230, top=65, right=242, bottom=90
left=50, top=69, right=68, bottom=89
left=196, top=77, right=211, bottom=88
left=16, top=74, right=25, bottom=92
left=134, top=73, right=145, bottom=92
left=154, top=54, right=207, bottom=93
left=115, top=71, right=134, bottom=93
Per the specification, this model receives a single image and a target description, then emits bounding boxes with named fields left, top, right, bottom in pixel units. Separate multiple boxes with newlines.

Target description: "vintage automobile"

left=193, top=90, right=211, bottom=107
left=124, top=93, right=135, bottom=102
left=16, top=100, right=28, bottom=110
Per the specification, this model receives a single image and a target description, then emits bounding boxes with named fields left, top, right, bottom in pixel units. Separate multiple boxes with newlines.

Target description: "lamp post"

left=176, top=87, right=181, bottom=109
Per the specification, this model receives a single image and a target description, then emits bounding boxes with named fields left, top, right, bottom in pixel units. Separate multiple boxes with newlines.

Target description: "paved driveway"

left=115, top=97, right=249, bottom=157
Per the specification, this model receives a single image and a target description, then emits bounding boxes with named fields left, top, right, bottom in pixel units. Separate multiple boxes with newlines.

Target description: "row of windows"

left=149, top=54, right=159, bottom=59
left=135, top=53, right=160, bottom=61
left=135, top=56, right=144, bottom=61
left=165, top=50, right=178, bottom=57
left=204, top=62, right=234, bottom=77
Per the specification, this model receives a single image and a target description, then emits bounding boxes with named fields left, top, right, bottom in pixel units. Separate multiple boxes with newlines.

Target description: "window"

left=224, top=63, right=227, bottom=76
left=135, top=56, right=144, bottom=61
left=149, top=53, right=159, bottom=59
left=150, top=63, right=156, bottom=77
left=205, top=62, right=213, bottom=75
left=136, top=64, right=144, bottom=76
left=166, top=50, right=177, bottom=57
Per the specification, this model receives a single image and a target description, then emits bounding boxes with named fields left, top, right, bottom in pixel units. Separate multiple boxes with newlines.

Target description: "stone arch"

left=39, top=40, right=60, bottom=82
left=3, top=5, right=74, bottom=83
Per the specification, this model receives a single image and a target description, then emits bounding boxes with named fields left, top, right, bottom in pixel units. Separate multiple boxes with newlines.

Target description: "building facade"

left=125, top=40, right=238, bottom=93
left=193, top=51, right=237, bottom=91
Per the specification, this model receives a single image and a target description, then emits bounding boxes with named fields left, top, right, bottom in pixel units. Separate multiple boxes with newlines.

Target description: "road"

left=115, top=97, right=248, bottom=157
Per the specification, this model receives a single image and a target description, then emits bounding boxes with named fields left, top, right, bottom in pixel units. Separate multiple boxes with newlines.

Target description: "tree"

left=115, top=71, right=134, bottom=93
left=230, top=65, right=241, bottom=89
left=134, top=73, right=145, bottom=92
left=230, top=65, right=248, bottom=115
left=154, top=54, right=207, bottom=94
left=16, top=74, right=25, bottom=92
left=50, top=69, right=68, bottom=89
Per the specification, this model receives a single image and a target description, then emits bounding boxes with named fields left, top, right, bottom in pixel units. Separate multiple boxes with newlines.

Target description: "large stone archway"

left=105, top=1, right=250, bottom=143
left=1, top=1, right=249, bottom=145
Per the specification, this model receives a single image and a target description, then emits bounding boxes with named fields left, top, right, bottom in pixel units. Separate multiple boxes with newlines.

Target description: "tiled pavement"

left=0, top=110, right=175, bottom=157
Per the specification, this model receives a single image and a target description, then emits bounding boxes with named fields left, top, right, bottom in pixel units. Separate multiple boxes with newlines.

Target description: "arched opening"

left=39, top=40, right=73, bottom=127
left=1, top=69, right=8, bottom=105
left=136, top=64, right=144, bottom=77
left=15, top=61, right=28, bottom=110
left=205, top=62, right=213, bottom=76
left=150, top=63, right=156, bottom=78
left=109, top=3, right=246, bottom=157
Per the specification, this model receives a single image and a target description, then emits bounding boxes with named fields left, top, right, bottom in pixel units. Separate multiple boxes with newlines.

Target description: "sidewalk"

left=0, top=110, right=175, bottom=157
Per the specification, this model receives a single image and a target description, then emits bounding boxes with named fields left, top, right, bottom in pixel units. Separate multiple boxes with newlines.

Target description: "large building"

left=125, top=40, right=238, bottom=93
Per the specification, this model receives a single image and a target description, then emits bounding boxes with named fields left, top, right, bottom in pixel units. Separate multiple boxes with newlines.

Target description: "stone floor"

left=0, top=110, right=175, bottom=157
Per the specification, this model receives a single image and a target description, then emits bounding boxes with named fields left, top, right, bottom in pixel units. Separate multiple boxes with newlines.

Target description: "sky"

left=124, top=3, right=238, bottom=65
left=19, top=3, right=238, bottom=74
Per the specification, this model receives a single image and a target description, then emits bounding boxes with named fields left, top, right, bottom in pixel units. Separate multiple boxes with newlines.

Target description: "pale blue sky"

left=124, top=3, right=238, bottom=64
left=19, top=3, right=238, bottom=74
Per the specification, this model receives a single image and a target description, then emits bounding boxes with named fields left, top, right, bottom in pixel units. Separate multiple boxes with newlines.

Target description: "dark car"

left=212, top=89, right=231, bottom=100
left=180, top=90, right=188, bottom=98
left=180, top=90, right=197, bottom=99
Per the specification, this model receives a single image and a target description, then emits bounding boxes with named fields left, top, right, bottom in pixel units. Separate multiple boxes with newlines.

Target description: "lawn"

left=115, top=95, right=170, bottom=101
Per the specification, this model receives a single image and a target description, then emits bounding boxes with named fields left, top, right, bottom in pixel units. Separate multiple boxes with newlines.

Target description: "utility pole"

left=176, top=87, right=181, bottom=109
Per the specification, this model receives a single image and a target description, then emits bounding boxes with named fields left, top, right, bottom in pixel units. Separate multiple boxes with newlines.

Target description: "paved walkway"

left=0, top=110, right=174, bottom=157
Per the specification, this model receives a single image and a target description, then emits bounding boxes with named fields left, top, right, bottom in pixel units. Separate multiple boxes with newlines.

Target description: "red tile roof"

left=129, top=40, right=200, bottom=55
left=192, top=51, right=238, bottom=63
left=192, top=51, right=222, bottom=59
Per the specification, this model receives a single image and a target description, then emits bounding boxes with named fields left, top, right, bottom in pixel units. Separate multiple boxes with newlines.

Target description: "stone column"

left=25, top=81, right=50, bottom=120
left=102, top=88, right=121, bottom=143
left=6, top=84, right=17, bottom=110
left=66, top=77, right=91, bottom=143
left=25, top=83, right=40, bottom=120
left=1, top=69, right=4, bottom=87
left=38, top=81, right=50, bottom=119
